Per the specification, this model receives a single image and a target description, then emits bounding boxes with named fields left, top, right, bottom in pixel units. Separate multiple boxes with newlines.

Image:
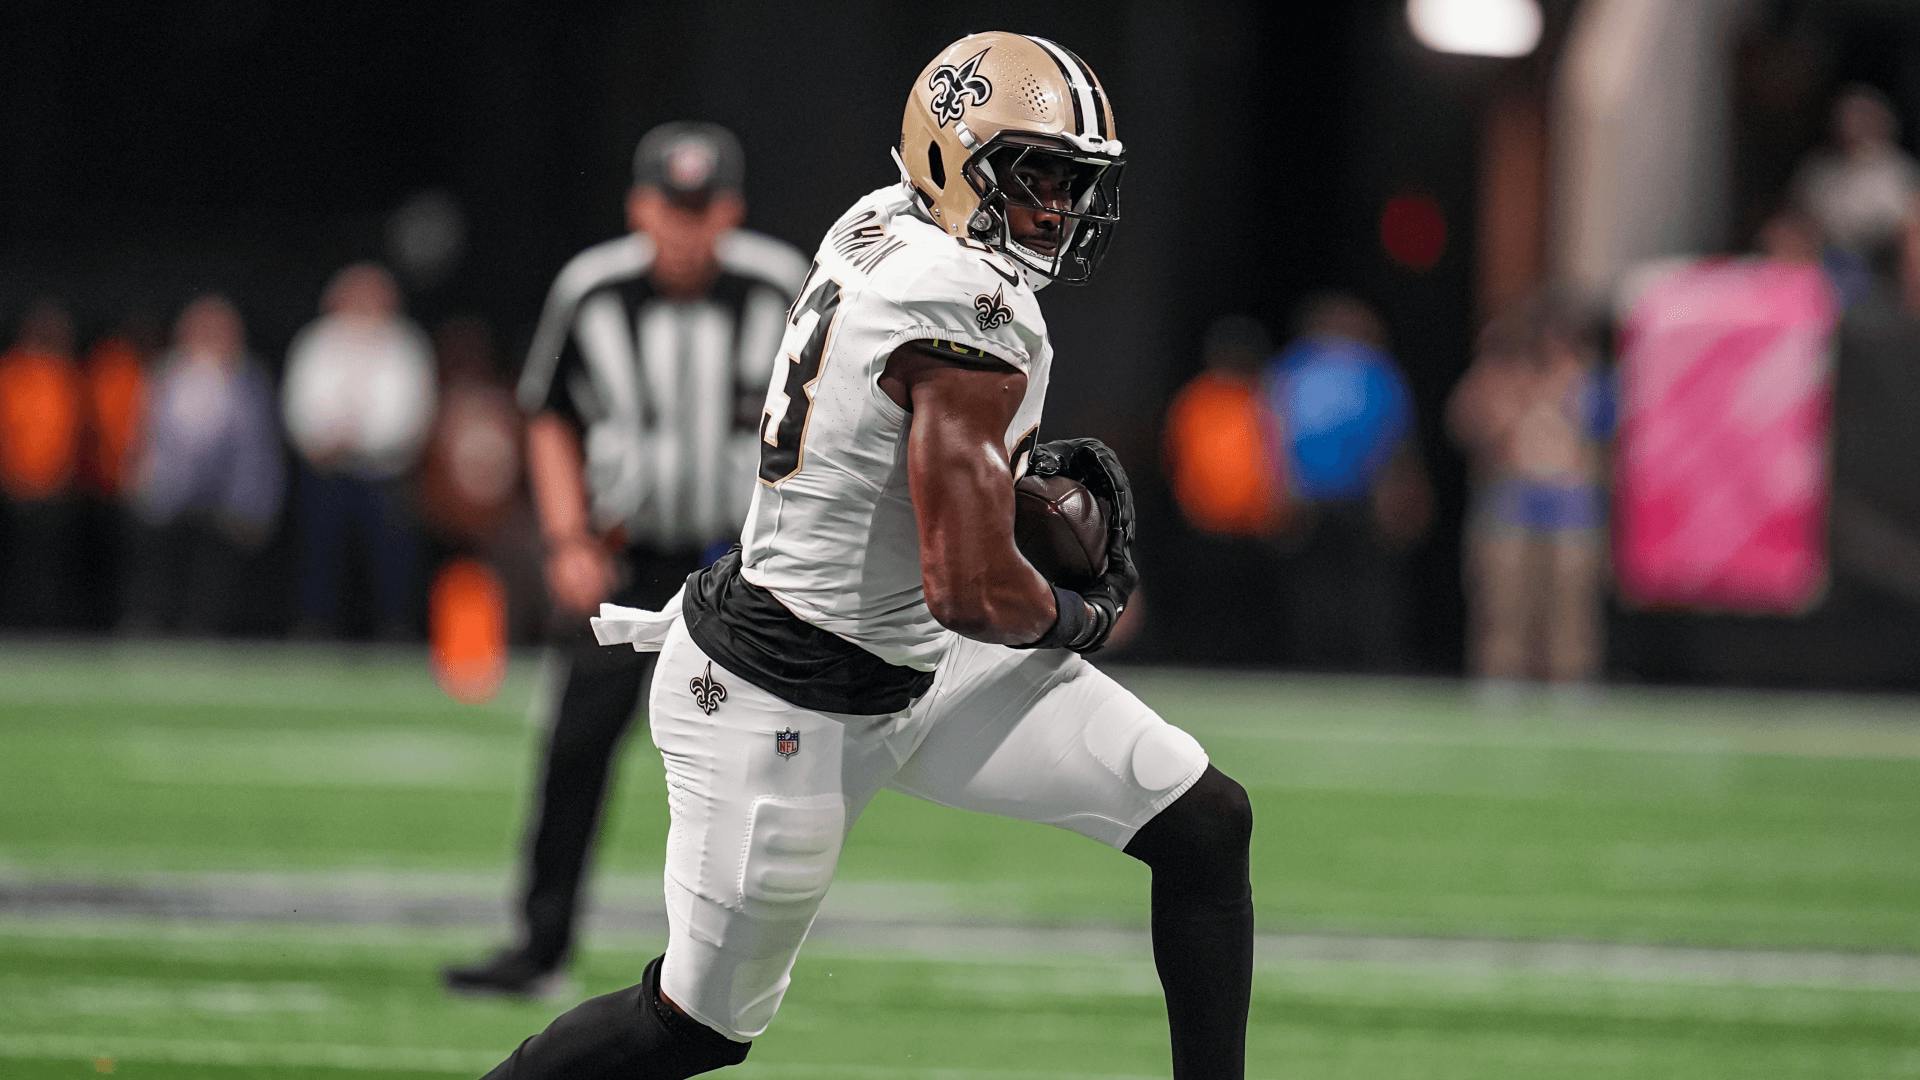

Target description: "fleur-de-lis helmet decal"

left=689, top=662, right=727, bottom=716
left=927, top=48, right=993, bottom=127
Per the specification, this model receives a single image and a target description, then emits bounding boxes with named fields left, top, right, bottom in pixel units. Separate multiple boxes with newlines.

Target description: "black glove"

left=1030, top=437, right=1139, bottom=652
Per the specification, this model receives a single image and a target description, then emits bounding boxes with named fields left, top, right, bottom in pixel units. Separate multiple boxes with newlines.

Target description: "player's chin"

left=1012, top=232, right=1061, bottom=257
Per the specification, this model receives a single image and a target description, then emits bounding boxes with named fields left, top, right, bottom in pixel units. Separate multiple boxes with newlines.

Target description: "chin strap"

left=1004, top=241, right=1053, bottom=291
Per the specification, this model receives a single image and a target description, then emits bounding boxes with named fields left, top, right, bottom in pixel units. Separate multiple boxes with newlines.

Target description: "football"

left=1013, top=474, right=1109, bottom=588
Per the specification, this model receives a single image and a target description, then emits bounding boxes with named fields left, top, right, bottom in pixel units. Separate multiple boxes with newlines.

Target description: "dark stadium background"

left=0, top=2, right=1481, bottom=666
left=5, top=0, right=1920, bottom=683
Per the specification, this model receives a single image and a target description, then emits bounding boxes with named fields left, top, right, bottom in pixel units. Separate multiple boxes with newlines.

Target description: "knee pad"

left=1114, top=715, right=1210, bottom=796
left=1126, top=766, right=1253, bottom=891
left=1187, top=767, right=1254, bottom=851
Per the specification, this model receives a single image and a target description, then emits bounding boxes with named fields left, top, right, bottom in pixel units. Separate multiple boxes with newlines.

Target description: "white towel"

left=589, top=586, right=685, bottom=653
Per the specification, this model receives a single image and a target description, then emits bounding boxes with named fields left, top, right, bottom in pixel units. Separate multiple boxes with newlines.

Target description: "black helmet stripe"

left=1026, top=35, right=1096, bottom=140
left=1056, top=43, right=1111, bottom=139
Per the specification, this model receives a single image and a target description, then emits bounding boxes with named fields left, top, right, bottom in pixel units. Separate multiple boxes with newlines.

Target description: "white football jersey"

left=739, top=184, right=1052, bottom=670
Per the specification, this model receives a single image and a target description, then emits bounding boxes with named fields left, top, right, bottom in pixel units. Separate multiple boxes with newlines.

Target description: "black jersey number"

left=758, top=267, right=844, bottom=485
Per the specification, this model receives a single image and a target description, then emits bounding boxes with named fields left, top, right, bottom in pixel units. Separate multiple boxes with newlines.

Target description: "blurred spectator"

left=1755, top=202, right=1875, bottom=310
left=0, top=299, right=85, bottom=627
left=1831, top=194, right=1920, bottom=605
left=1266, top=294, right=1431, bottom=671
left=1448, top=295, right=1612, bottom=684
left=282, top=263, right=436, bottom=639
left=81, top=319, right=154, bottom=500
left=124, top=295, right=284, bottom=635
left=1164, top=315, right=1286, bottom=537
left=1756, top=204, right=1824, bottom=265
left=1160, top=316, right=1287, bottom=664
left=1792, top=86, right=1920, bottom=259
left=420, top=318, right=521, bottom=545
left=76, top=316, right=157, bottom=629
left=418, top=316, right=541, bottom=641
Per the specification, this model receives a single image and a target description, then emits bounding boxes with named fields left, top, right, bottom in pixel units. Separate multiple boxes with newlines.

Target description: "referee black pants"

left=517, top=551, right=702, bottom=967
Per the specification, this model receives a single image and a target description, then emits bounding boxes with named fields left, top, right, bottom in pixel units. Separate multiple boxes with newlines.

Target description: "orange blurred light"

left=430, top=557, right=508, bottom=704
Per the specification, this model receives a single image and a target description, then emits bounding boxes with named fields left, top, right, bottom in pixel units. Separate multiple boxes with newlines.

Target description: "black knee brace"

left=1124, top=765, right=1254, bottom=899
left=481, top=955, right=749, bottom=1079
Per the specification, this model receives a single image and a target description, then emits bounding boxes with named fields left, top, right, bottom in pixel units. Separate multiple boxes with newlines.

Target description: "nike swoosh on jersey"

left=980, top=258, right=1021, bottom=286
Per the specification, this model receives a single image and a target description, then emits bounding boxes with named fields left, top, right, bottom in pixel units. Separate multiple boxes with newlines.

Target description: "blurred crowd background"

left=5, top=0, right=1920, bottom=690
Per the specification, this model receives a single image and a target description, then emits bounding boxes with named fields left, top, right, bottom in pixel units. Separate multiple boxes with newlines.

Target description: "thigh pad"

left=736, top=793, right=843, bottom=917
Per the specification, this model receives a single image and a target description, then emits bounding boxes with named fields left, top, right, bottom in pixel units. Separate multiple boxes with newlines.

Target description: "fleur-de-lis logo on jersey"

left=689, top=662, right=727, bottom=716
left=974, top=286, right=1014, bottom=332
left=928, top=48, right=993, bottom=127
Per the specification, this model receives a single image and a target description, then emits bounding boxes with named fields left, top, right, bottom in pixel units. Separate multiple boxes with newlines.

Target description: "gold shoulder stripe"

left=915, top=338, right=1015, bottom=370
left=925, top=338, right=981, bottom=357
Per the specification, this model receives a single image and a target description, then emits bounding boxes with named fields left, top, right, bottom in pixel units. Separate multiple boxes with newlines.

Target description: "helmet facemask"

left=962, top=135, right=1123, bottom=287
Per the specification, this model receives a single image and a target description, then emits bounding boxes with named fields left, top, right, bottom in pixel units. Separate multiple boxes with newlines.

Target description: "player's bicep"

left=885, top=343, right=1056, bottom=642
left=891, top=345, right=1026, bottom=581
left=896, top=347, right=1025, bottom=504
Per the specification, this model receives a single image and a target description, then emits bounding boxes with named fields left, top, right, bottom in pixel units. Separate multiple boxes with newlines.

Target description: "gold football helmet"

left=897, top=32, right=1126, bottom=286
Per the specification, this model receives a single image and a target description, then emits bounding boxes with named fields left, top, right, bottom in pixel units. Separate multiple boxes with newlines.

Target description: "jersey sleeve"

left=866, top=250, right=1040, bottom=374
left=517, top=273, right=591, bottom=430
left=518, top=237, right=652, bottom=431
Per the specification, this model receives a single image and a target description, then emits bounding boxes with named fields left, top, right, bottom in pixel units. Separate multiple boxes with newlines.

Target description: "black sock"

left=1124, top=766, right=1255, bottom=1080
left=481, top=956, right=749, bottom=1079
left=1151, top=872, right=1254, bottom=1077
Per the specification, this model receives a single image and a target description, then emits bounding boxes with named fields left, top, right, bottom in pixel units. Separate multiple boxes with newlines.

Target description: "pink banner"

left=1615, top=260, right=1837, bottom=614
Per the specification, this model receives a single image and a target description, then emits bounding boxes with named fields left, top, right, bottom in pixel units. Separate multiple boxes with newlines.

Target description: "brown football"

left=1013, top=473, right=1109, bottom=588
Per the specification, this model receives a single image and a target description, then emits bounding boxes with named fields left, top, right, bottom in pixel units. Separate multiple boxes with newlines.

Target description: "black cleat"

left=442, top=948, right=574, bottom=1000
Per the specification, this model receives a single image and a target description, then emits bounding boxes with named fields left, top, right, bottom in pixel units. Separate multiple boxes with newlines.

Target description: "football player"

left=481, top=32, right=1253, bottom=1079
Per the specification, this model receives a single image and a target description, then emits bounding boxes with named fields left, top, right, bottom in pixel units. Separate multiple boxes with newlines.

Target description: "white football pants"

left=632, top=616, right=1209, bottom=1042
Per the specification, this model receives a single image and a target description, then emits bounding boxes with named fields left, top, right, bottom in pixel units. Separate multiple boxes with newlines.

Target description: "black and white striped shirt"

left=518, top=229, right=808, bottom=552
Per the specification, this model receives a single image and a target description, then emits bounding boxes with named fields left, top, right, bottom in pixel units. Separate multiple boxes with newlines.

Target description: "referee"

left=445, top=122, right=806, bottom=996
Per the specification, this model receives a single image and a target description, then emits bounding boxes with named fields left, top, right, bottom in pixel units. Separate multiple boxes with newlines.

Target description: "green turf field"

left=2, top=642, right=1917, bottom=1078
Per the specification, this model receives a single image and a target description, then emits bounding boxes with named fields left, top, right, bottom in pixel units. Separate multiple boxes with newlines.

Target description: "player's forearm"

left=924, top=558, right=1057, bottom=644
left=526, top=413, right=594, bottom=541
left=917, top=473, right=1058, bottom=644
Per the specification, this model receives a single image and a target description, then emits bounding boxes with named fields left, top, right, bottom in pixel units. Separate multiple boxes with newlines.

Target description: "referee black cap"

left=633, top=122, right=745, bottom=209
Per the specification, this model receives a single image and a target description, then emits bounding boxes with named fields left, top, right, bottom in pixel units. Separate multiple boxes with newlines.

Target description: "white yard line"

left=1, top=872, right=1917, bottom=993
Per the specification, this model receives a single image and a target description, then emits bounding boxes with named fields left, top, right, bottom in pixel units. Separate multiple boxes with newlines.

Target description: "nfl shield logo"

left=774, top=728, right=800, bottom=759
